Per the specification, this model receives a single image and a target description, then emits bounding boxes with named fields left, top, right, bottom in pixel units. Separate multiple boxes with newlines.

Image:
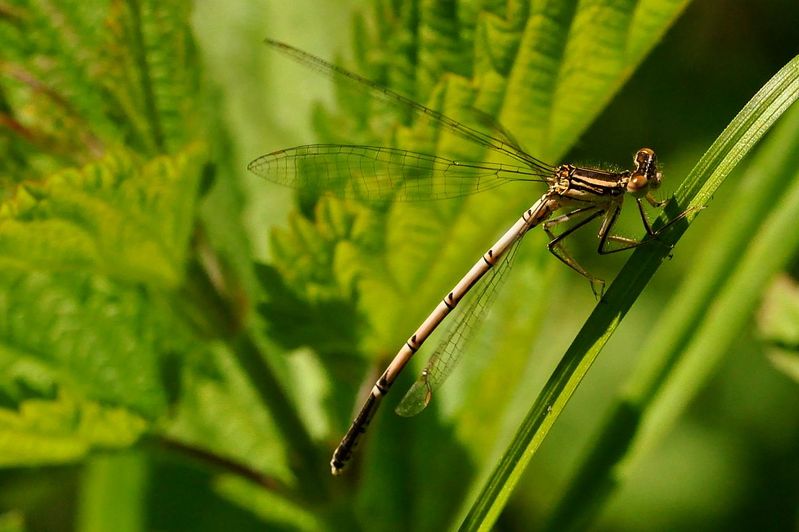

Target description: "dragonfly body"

left=329, top=150, right=661, bottom=474
left=249, top=40, right=683, bottom=476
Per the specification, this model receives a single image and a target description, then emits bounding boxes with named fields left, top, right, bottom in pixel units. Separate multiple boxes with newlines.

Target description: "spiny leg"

left=597, top=202, right=647, bottom=255
left=598, top=198, right=696, bottom=255
left=543, top=206, right=606, bottom=296
left=645, top=191, right=668, bottom=208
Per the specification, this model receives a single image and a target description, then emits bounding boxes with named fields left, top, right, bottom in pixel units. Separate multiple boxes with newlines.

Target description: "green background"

left=0, top=0, right=797, bottom=530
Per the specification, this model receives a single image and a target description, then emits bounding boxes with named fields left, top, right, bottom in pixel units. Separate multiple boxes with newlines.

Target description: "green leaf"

left=214, top=476, right=322, bottom=532
left=1, top=0, right=323, bottom=498
left=451, top=245, right=559, bottom=460
left=0, top=146, right=204, bottom=287
left=0, top=147, right=202, bottom=286
left=111, top=0, right=202, bottom=152
left=0, top=145, right=207, bottom=463
left=0, top=390, right=146, bottom=466
left=0, top=1, right=116, bottom=165
left=258, top=196, right=375, bottom=358
left=0, top=270, right=189, bottom=417
left=0, top=0, right=202, bottom=168
left=77, top=451, right=148, bottom=532
left=257, top=0, right=696, bottom=529
left=161, top=343, right=297, bottom=483
left=462, top=55, right=799, bottom=531
left=266, top=0, right=696, bottom=371
left=0, top=0, right=322, bottom=526
left=256, top=263, right=361, bottom=356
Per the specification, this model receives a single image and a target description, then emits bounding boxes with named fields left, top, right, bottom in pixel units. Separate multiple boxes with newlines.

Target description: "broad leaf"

left=255, top=1, right=694, bottom=529
left=0, top=147, right=203, bottom=286
left=0, top=390, right=146, bottom=466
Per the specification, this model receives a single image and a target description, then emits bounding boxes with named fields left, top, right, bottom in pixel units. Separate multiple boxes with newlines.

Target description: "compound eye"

left=628, top=173, right=648, bottom=192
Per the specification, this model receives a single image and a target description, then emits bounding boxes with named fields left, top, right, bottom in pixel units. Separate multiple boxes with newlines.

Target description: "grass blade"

left=459, top=54, right=799, bottom=532
left=545, top=75, right=799, bottom=531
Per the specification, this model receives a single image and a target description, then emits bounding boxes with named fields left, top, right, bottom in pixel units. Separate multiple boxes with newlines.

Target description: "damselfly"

left=249, top=39, right=685, bottom=475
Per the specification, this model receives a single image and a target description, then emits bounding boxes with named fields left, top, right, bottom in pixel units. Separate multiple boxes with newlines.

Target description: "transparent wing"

left=248, top=144, right=550, bottom=202
left=264, top=39, right=553, bottom=173
left=395, top=234, right=525, bottom=417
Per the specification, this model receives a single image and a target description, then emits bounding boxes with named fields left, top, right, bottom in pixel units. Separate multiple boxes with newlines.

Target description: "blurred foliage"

left=758, top=275, right=799, bottom=383
left=0, top=0, right=797, bottom=531
left=0, top=0, right=207, bottom=461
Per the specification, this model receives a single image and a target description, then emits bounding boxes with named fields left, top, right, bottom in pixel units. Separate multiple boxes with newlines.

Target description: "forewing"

left=264, top=39, right=554, bottom=172
left=248, top=144, right=546, bottom=202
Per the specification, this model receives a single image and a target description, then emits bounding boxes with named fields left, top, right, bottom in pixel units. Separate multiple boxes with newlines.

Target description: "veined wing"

left=395, top=234, right=524, bottom=416
left=264, top=39, right=553, bottom=173
left=248, top=144, right=551, bottom=202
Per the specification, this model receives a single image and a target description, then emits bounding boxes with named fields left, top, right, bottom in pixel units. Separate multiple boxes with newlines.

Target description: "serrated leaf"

left=256, top=263, right=361, bottom=356
left=109, top=0, right=201, bottom=152
left=0, top=389, right=146, bottom=466
left=0, top=0, right=202, bottom=171
left=0, top=270, right=189, bottom=417
left=0, top=1, right=114, bottom=165
left=162, top=344, right=296, bottom=483
left=256, top=0, right=695, bottom=528
left=265, top=0, right=693, bottom=371
left=0, top=146, right=204, bottom=287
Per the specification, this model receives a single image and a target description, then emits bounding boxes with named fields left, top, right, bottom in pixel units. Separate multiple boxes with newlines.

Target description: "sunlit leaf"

left=0, top=390, right=146, bottom=466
